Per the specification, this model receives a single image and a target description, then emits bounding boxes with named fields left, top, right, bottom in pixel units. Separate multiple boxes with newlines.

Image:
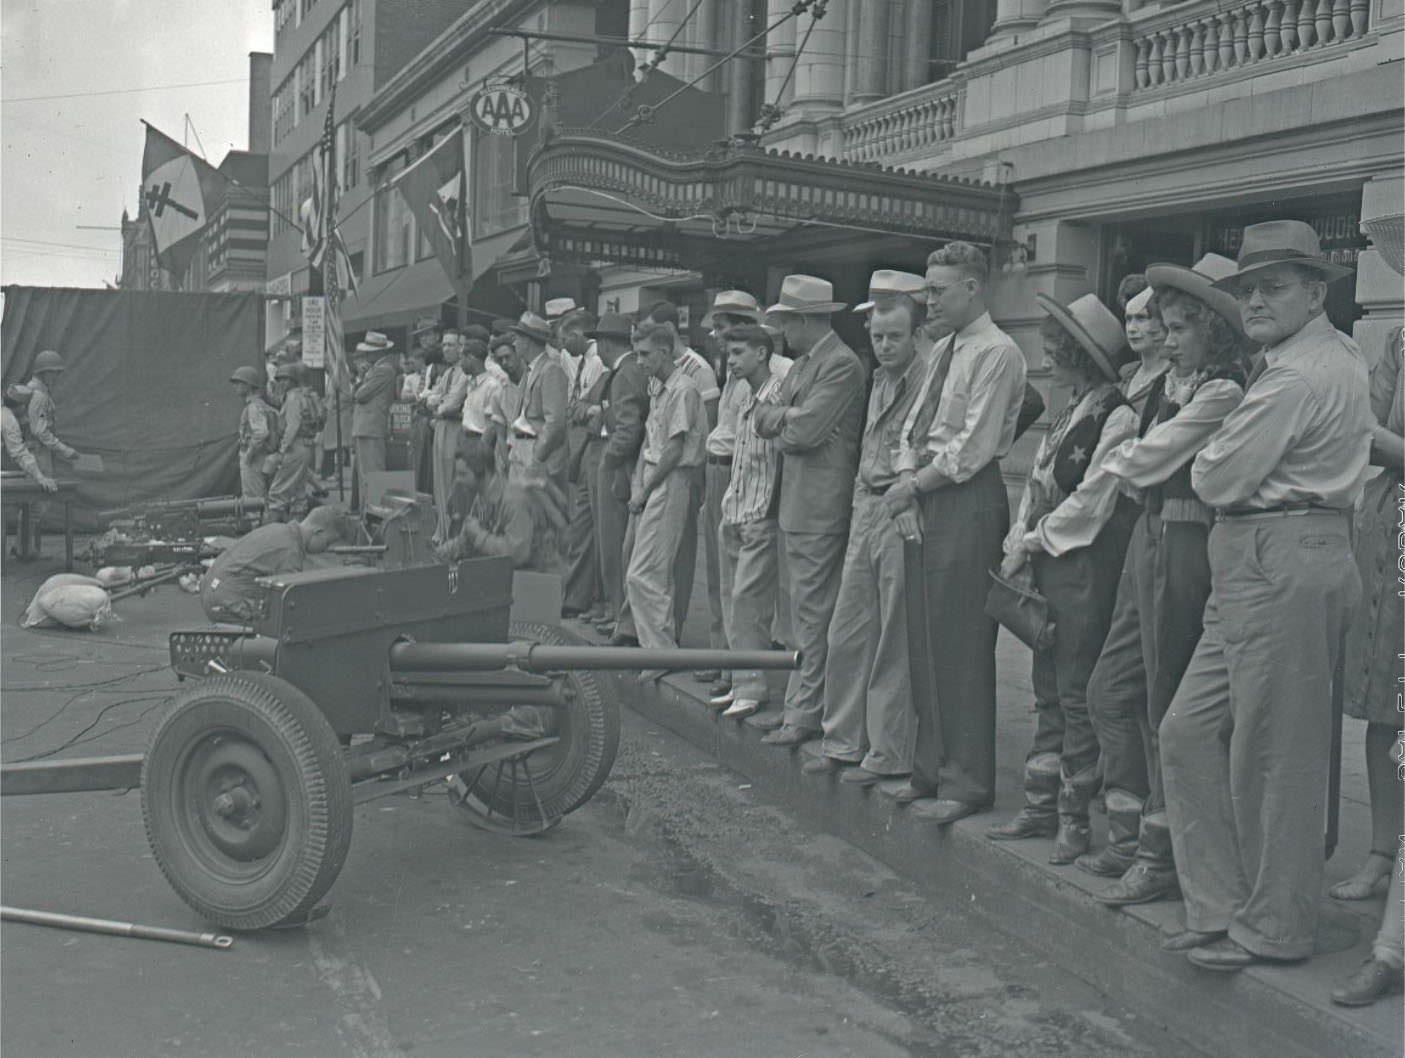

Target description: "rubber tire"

left=455, top=621, right=620, bottom=828
left=141, top=672, right=353, bottom=931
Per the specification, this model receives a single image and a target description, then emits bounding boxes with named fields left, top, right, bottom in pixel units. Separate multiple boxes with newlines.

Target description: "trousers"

left=354, top=436, right=386, bottom=512
left=1161, top=512, right=1359, bottom=959
left=431, top=419, right=461, bottom=535
left=1027, top=497, right=1138, bottom=779
left=596, top=456, right=632, bottom=620
left=819, top=492, right=916, bottom=775
left=267, top=441, right=314, bottom=518
left=702, top=460, right=732, bottom=649
left=563, top=440, right=604, bottom=611
left=1087, top=511, right=1213, bottom=813
left=719, top=518, right=779, bottom=702
left=909, top=460, right=1009, bottom=805
left=780, top=529, right=848, bottom=731
left=239, top=453, right=269, bottom=501
left=624, top=466, right=696, bottom=649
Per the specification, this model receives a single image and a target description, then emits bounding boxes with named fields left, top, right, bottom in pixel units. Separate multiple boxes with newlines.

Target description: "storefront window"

left=373, top=156, right=413, bottom=274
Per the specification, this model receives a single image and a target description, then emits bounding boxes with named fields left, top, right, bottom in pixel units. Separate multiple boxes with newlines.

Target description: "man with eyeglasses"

left=1157, top=220, right=1371, bottom=973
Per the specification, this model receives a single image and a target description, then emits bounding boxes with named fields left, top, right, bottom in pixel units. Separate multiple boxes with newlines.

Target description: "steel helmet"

left=32, top=349, right=65, bottom=374
left=274, top=360, right=305, bottom=381
left=229, top=365, right=264, bottom=388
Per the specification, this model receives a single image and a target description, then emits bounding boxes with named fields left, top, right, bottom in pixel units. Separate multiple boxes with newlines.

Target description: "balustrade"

left=1132, top=0, right=1370, bottom=91
left=841, top=83, right=962, bottom=163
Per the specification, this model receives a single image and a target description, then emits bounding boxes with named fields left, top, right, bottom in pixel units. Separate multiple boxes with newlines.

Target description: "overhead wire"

left=586, top=0, right=710, bottom=133
left=4, top=78, right=247, bottom=103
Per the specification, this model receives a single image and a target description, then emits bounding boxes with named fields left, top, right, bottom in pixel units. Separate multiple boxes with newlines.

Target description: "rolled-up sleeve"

left=1025, top=405, right=1138, bottom=556
left=1102, top=379, right=1243, bottom=488
left=1192, top=372, right=1313, bottom=508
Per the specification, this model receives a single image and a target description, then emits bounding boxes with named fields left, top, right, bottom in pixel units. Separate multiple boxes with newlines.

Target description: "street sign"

left=469, top=84, right=535, bottom=137
left=302, top=296, right=326, bottom=368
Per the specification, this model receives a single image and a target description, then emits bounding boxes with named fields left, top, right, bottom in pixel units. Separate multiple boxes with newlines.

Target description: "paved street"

left=0, top=561, right=1185, bottom=1058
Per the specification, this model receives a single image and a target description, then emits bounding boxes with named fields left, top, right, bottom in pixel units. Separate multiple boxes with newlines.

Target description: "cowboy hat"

left=855, top=270, right=927, bottom=314
left=765, top=275, right=847, bottom=315
left=1146, top=253, right=1246, bottom=336
left=544, top=297, right=578, bottom=320
left=1209, top=219, right=1354, bottom=289
left=354, top=331, right=395, bottom=356
left=1035, top=293, right=1125, bottom=384
left=704, top=290, right=762, bottom=325
left=509, top=311, right=554, bottom=345
left=587, top=312, right=634, bottom=342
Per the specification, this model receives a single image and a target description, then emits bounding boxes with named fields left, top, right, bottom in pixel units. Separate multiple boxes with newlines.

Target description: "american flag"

left=306, top=83, right=356, bottom=394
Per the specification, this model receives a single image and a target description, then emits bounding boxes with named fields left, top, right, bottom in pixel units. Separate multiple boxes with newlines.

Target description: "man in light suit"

left=752, top=275, right=866, bottom=744
left=350, top=331, right=400, bottom=511
left=504, top=311, right=570, bottom=496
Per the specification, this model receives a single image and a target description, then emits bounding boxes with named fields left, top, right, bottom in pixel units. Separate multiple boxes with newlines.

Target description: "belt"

left=706, top=454, right=733, bottom=466
left=1216, top=502, right=1348, bottom=521
left=462, top=428, right=485, bottom=438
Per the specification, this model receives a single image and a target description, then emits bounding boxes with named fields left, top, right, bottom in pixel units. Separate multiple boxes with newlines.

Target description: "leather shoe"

left=840, top=766, right=900, bottom=786
left=1160, top=929, right=1226, bottom=953
left=1095, top=864, right=1181, bottom=906
left=707, top=691, right=735, bottom=708
left=609, top=633, right=640, bottom=647
left=890, top=782, right=938, bottom=804
left=1186, top=937, right=1257, bottom=972
left=722, top=698, right=759, bottom=719
left=801, top=756, right=850, bottom=775
left=1331, top=958, right=1405, bottom=1007
left=751, top=711, right=784, bottom=731
left=921, top=799, right=983, bottom=825
left=692, top=669, right=720, bottom=683
left=760, top=724, right=818, bottom=747
left=985, top=810, right=1057, bottom=841
left=709, top=679, right=732, bottom=697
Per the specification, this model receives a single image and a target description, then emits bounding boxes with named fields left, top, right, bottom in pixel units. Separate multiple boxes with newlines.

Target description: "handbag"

left=984, top=566, right=1056, bottom=651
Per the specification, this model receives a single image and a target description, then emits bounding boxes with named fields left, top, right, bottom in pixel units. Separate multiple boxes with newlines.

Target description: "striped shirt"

left=720, top=374, right=783, bottom=525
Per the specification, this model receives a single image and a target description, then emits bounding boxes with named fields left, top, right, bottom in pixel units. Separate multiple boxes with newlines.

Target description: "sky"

left=1, top=0, right=274, bottom=288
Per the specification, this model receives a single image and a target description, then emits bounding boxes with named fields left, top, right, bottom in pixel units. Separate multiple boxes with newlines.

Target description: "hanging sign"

left=469, top=84, right=536, bottom=137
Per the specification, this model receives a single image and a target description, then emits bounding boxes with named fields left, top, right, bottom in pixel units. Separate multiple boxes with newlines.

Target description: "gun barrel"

left=388, top=641, right=800, bottom=675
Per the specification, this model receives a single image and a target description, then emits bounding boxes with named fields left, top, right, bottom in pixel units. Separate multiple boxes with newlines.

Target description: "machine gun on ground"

left=1, top=559, right=799, bottom=932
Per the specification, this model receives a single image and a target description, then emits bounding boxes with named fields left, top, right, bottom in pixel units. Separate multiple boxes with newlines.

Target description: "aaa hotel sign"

left=470, top=85, right=536, bottom=137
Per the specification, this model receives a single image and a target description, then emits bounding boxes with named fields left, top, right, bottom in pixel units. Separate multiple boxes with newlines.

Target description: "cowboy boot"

left=1096, top=810, right=1181, bottom=905
left=986, top=753, right=1060, bottom=841
left=1075, top=789, right=1144, bottom=877
left=1049, top=765, right=1099, bottom=865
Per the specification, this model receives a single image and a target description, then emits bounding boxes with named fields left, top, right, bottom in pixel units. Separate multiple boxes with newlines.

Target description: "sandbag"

left=19, top=574, right=115, bottom=631
left=20, top=573, right=104, bottom=629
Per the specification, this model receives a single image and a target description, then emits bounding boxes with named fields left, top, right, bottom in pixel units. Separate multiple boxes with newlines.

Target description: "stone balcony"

left=840, top=78, right=965, bottom=166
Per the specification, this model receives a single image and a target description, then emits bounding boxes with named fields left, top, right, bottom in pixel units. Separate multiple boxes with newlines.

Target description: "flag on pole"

left=389, top=128, right=470, bottom=288
left=140, top=122, right=232, bottom=273
left=302, top=85, right=356, bottom=394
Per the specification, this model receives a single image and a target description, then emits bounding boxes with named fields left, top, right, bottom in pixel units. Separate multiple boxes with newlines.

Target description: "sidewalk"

left=581, top=574, right=1400, bottom=1058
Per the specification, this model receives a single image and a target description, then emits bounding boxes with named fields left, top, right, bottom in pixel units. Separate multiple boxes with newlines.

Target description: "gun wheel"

left=449, top=621, right=619, bottom=836
left=141, top=673, right=353, bottom=931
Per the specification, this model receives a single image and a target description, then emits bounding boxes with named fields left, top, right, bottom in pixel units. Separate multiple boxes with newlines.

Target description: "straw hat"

left=509, top=311, right=554, bottom=345
left=354, top=331, right=395, bottom=356
left=1146, top=253, right=1246, bottom=336
left=544, top=297, right=578, bottom=320
left=1035, top=293, right=1125, bottom=383
left=1210, top=219, right=1353, bottom=288
left=765, top=275, right=847, bottom=315
left=855, top=270, right=926, bottom=313
left=704, top=290, right=762, bottom=325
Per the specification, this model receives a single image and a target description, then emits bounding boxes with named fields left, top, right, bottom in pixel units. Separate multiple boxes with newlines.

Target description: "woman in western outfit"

left=987, top=294, right=1140, bottom=864
left=1079, top=255, right=1251, bottom=904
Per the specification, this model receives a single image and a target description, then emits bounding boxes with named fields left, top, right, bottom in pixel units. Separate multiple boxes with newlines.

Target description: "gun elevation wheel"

left=141, top=672, right=353, bottom=931
left=449, top=621, right=620, bottom=836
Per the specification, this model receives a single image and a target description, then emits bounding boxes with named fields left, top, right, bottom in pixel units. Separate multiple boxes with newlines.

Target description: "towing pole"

left=1, top=906, right=233, bottom=950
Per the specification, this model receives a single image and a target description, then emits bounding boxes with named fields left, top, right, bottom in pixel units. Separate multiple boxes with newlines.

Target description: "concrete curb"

left=592, top=663, right=1397, bottom=1058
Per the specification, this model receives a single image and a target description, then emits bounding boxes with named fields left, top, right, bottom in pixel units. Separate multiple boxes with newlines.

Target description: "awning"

left=527, top=131, right=1015, bottom=275
left=340, top=260, right=454, bottom=332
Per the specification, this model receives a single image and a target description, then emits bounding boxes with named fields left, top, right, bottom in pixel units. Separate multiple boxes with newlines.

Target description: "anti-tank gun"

left=1, top=559, right=798, bottom=932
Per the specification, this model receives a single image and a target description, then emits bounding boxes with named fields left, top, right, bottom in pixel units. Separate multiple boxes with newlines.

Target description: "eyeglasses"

left=1231, top=278, right=1305, bottom=303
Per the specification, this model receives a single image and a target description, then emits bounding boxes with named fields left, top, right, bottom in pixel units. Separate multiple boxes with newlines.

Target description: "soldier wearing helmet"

left=266, top=360, right=323, bottom=521
left=229, top=364, right=279, bottom=503
left=19, top=350, right=83, bottom=556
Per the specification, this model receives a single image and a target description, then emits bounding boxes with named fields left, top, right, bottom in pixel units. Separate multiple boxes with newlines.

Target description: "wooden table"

left=1, top=472, right=78, bottom=570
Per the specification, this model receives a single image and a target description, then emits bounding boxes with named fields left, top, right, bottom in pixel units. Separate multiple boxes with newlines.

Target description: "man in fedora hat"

left=502, top=311, right=570, bottom=496
left=802, top=279, right=934, bottom=781
left=1158, top=219, right=1370, bottom=972
left=587, top=311, right=651, bottom=632
left=350, top=331, right=399, bottom=510
left=883, top=242, right=1028, bottom=822
left=751, top=274, right=865, bottom=746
